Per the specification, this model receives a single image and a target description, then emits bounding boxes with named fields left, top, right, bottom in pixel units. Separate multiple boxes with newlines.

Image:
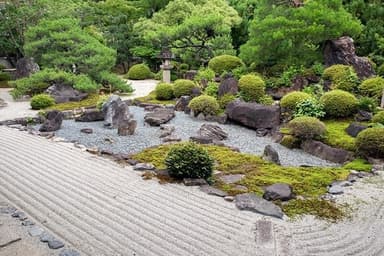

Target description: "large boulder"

left=263, top=183, right=294, bottom=201
left=262, top=145, right=280, bottom=165
left=218, top=75, right=238, bottom=97
left=102, top=95, right=131, bottom=128
left=235, top=193, right=284, bottom=219
left=39, top=110, right=64, bottom=132
left=15, top=57, right=40, bottom=79
left=197, top=124, right=228, bottom=141
left=75, top=109, right=105, bottom=122
left=301, top=140, right=353, bottom=164
left=174, top=96, right=191, bottom=113
left=118, top=119, right=137, bottom=136
left=45, top=84, right=88, bottom=104
left=144, top=108, right=175, bottom=126
left=324, top=36, right=375, bottom=79
left=226, top=100, right=280, bottom=129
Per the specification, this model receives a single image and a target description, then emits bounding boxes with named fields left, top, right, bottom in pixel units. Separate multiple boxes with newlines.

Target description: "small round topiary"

left=208, top=55, right=244, bottom=74
left=203, top=82, right=219, bottom=97
left=126, top=64, right=152, bottom=80
left=188, top=95, right=220, bottom=116
left=280, top=91, right=313, bottom=111
left=30, top=94, right=55, bottom=110
left=218, top=94, right=236, bottom=109
left=320, top=90, right=358, bottom=118
left=165, top=142, right=214, bottom=180
left=287, top=116, right=326, bottom=139
left=173, top=79, right=196, bottom=98
left=359, top=76, right=384, bottom=102
left=238, top=74, right=265, bottom=102
left=322, top=64, right=359, bottom=92
left=372, top=111, right=384, bottom=125
left=155, top=83, right=174, bottom=100
left=356, top=128, right=384, bottom=158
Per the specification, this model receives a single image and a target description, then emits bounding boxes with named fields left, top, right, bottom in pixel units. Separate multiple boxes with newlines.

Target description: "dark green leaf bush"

left=30, top=94, right=55, bottom=110
left=287, top=116, right=326, bottom=139
left=280, top=91, right=313, bottom=111
left=155, top=83, right=174, bottom=100
left=188, top=95, right=220, bottom=116
left=208, top=55, right=244, bottom=74
left=218, top=94, right=236, bottom=109
left=358, top=97, right=378, bottom=113
left=126, top=64, right=152, bottom=80
left=359, top=76, right=384, bottom=103
left=204, top=82, right=219, bottom=97
left=356, top=128, right=384, bottom=158
left=73, top=74, right=100, bottom=93
left=165, top=142, right=214, bottom=180
left=238, top=74, right=265, bottom=102
left=0, top=72, right=11, bottom=81
left=194, top=68, right=215, bottom=84
left=320, top=90, right=358, bottom=118
left=322, top=64, right=359, bottom=92
left=294, top=98, right=325, bottom=118
left=173, top=79, right=196, bottom=98
left=372, top=111, right=384, bottom=125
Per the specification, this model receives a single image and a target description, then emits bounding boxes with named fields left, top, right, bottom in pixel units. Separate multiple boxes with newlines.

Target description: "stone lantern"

left=159, top=48, right=174, bottom=83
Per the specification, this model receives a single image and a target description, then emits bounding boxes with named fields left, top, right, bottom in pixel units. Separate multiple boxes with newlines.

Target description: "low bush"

left=238, top=74, right=265, bottom=102
left=359, top=76, right=384, bottom=103
left=204, top=82, right=219, bottom=97
left=165, top=142, right=214, bottom=180
left=173, top=79, right=196, bottom=98
left=280, top=91, right=313, bottom=111
left=73, top=74, right=99, bottom=93
left=155, top=83, right=174, bottom=100
left=287, top=116, right=326, bottom=139
left=294, top=98, right=325, bottom=118
left=126, top=64, right=152, bottom=80
left=96, top=95, right=109, bottom=110
left=218, top=94, right=236, bottom=109
left=194, top=67, right=215, bottom=84
left=320, top=90, right=358, bottom=118
left=323, top=64, right=359, bottom=92
left=188, top=95, right=220, bottom=116
left=30, top=94, right=55, bottom=110
left=358, top=97, right=378, bottom=113
left=356, top=128, right=384, bottom=158
left=258, top=95, right=274, bottom=105
left=280, top=135, right=300, bottom=149
left=98, top=71, right=133, bottom=93
left=372, top=111, right=384, bottom=125
left=208, top=55, right=244, bottom=74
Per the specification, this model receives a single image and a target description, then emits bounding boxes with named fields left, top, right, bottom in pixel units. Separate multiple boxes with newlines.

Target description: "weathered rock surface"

left=345, top=122, right=368, bottom=137
left=235, top=193, right=284, bottom=219
left=183, top=178, right=208, bottom=186
left=133, top=163, right=155, bottom=171
left=199, top=185, right=228, bottom=197
left=144, top=108, right=175, bottom=126
left=262, top=145, right=280, bottom=165
left=263, top=183, right=294, bottom=201
left=75, top=109, right=105, bottom=122
left=45, top=84, right=88, bottom=104
left=355, top=110, right=372, bottom=122
left=324, top=36, right=375, bottom=79
left=219, top=174, right=245, bottom=184
left=118, top=119, right=137, bottom=136
left=39, top=110, right=64, bottom=132
left=218, top=75, right=238, bottom=97
left=197, top=124, right=228, bottom=141
left=189, top=136, right=213, bottom=144
left=226, top=101, right=280, bottom=129
left=80, top=128, right=93, bottom=134
left=15, top=57, right=40, bottom=79
left=301, top=140, right=353, bottom=164
left=102, top=95, right=131, bottom=128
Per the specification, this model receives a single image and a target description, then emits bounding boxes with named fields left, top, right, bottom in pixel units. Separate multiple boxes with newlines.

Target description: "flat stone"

left=21, top=220, right=35, bottom=226
left=263, top=183, right=294, bottom=201
left=262, top=145, right=280, bottom=165
left=11, top=211, right=27, bottom=220
left=328, top=185, right=344, bottom=195
left=219, top=174, right=245, bottom=184
left=40, top=232, right=55, bottom=242
left=86, top=147, right=98, bottom=154
left=234, top=185, right=248, bottom=192
left=59, top=249, right=81, bottom=256
left=127, top=159, right=139, bottom=166
left=224, top=196, right=235, bottom=202
left=0, top=206, right=17, bottom=214
left=183, top=178, right=208, bottom=186
left=80, top=128, right=93, bottom=134
left=133, top=163, right=155, bottom=171
left=162, top=135, right=182, bottom=143
left=189, top=136, right=213, bottom=144
left=235, top=193, right=284, bottom=219
left=28, top=226, right=44, bottom=237
left=200, top=185, right=228, bottom=197
left=48, top=239, right=65, bottom=249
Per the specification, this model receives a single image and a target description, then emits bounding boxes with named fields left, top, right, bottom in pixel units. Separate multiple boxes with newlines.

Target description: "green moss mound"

left=188, top=95, right=220, bottom=116
left=126, top=64, right=152, bottom=80
left=322, top=64, right=359, bottom=92
left=173, top=79, right=196, bottom=98
left=323, top=120, right=356, bottom=151
left=359, top=76, right=384, bottom=103
left=320, top=90, right=358, bottom=118
left=372, top=111, right=384, bottom=125
left=287, top=116, right=326, bottom=139
left=280, top=91, right=313, bottom=111
left=356, top=128, right=384, bottom=158
left=218, top=94, right=236, bottom=109
left=343, top=158, right=372, bottom=172
left=280, top=135, right=300, bottom=149
left=155, top=83, right=174, bottom=100
left=30, top=94, right=55, bottom=110
left=208, top=55, right=244, bottom=74
left=47, top=94, right=100, bottom=111
left=238, top=74, right=265, bottom=102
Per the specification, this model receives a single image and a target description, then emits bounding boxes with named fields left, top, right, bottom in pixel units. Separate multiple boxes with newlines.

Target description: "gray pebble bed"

left=51, top=106, right=338, bottom=167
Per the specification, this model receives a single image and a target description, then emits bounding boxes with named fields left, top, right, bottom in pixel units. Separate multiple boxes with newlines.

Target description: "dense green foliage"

left=218, top=94, right=236, bottom=109
left=188, top=95, right=220, bottom=116
left=287, top=116, right=326, bottom=139
left=204, top=82, right=219, bottom=97
left=98, top=71, right=133, bottom=93
left=356, top=128, right=384, bottom=158
left=294, top=98, right=326, bottom=118
left=155, top=83, right=174, bottom=100
left=173, top=79, right=196, bottom=98
left=126, top=64, right=152, bottom=80
left=208, top=55, right=244, bottom=74
left=238, top=74, right=265, bottom=102
left=30, top=94, right=55, bottom=110
left=372, top=111, right=384, bottom=125
left=320, top=90, right=358, bottom=117
left=357, top=96, right=378, bottom=113
left=322, top=64, right=359, bottom=92
left=280, top=91, right=313, bottom=111
left=359, top=77, right=384, bottom=103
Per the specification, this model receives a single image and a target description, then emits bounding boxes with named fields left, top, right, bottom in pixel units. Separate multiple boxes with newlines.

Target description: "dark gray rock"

left=263, top=183, right=294, bottom=201
left=39, top=110, right=64, bottom=132
left=219, top=174, right=245, bottom=184
left=226, top=101, right=280, bottom=129
left=324, top=36, right=375, bottom=79
left=262, top=145, right=280, bottom=165
left=191, top=87, right=202, bottom=98
left=15, top=57, right=40, bottom=79
left=59, top=249, right=81, bottom=256
left=183, top=178, right=208, bottom=186
left=345, top=122, right=368, bottom=137
left=133, top=163, right=155, bottom=171
left=256, top=128, right=269, bottom=137
left=118, top=119, right=137, bottom=136
left=347, top=174, right=358, bottom=183
left=46, top=84, right=88, bottom=104
left=80, top=128, right=93, bottom=134
left=184, top=70, right=198, bottom=81
left=200, top=185, right=228, bottom=197
left=159, top=124, right=175, bottom=138
left=0, top=206, right=17, bottom=214
left=189, top=136, right=213, bottom=144
left=218, top=75, right=238, bottom=97
left=144, top=108, right=175, bottom=126
left=40, top=232, right=55, bottom=242
left=22, top=220, right=35, bottom=226
left=28, top=226, right=44, bottom=237
left=198, top=124, right=228, bottom=141
left=48, top=239, right=65, bottom=249
left=301, top=140, right=353, bottom=164
left=235, top=193, right=284, bottom=219
left=75, top=110, right=104, bottom=122
left=127, top=159, right=139, bottom=166
left=355, top=110, right=373, bottom=122
left=102, top=95, right=131, bottom=128
left=328, top=185, right=344, bottom=195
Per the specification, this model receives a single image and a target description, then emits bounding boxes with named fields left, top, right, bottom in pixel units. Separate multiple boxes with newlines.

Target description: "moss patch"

left=343, top=158, right=372, bottom=172
left=323, top=119, right=356, bottom=151
left=134, top=90, right=176, bottom=105
left=46, top=94, right=100, bottom=111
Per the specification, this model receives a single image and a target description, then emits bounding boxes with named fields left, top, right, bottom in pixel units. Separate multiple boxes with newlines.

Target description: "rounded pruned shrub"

left=194, top=67, right=215, bottom=84
left=287, top=116, right=326, bottom=139
left=165, top=142, right=214, bottom=180
left=238, top=74, right=265, bottom=102
left=126, top=64, right=152, bottom=80
left=155, top=83, right=174, bottom=100
left=322, top=64, right=359, bottom=92
left=188, top=95, right=220, bottom=116
left=372, top=111, right=384, bottom=125
left=320, top=90, right=358, bottom=118
left=356, top=128, right=384, bottom=158
left=280, top=91, right=313, bottom=111
left=30, top=94, right=55, bottom=110
left=173, top=79, right=196, bottom=98
left=218, top=94, right=236, bottom=109
left=359, top=76, right=384, bottom=102
left=208, top=55, right=244, bottom=74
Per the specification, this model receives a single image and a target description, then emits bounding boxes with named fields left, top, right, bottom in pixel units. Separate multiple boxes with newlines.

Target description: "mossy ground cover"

left=46, top=94, right=100, bottom=111
left=323, top=119, right=357, bottom=151
left=132, top=143, right=350, bottom=220
left=134, top=90, right=176, bottom=105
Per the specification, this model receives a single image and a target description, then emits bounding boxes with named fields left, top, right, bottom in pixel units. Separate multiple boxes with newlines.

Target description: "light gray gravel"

left=51, top=106, right=337, bottom=167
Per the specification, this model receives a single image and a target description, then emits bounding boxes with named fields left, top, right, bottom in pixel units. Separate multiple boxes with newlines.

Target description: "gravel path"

left=121, top=79, right=158, bottom=100
left=53, top=106, right=337, bottom=167
left=0, top=88, right=38, bottom=121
